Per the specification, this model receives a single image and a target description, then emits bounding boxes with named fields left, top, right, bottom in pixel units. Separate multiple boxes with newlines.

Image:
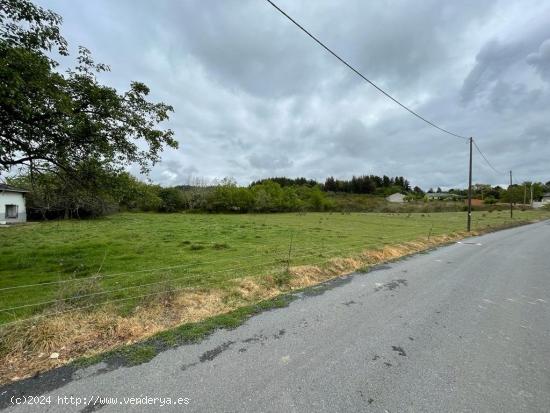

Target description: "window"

left=5, top=204, right=18, bottom=219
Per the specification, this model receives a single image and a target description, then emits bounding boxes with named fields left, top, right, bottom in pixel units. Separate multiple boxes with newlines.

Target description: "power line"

left=265, top=0, right=469, bottom=141
left=472, top=139, right=506, bottom=176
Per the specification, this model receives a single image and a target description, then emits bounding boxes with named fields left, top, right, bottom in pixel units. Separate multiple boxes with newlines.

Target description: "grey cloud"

left=527, top=38, right=550, bottom=81
left=460, top=40, right=525, bottom=103
left=248, top=153, right=293, bottom=171
left=32, top=0, right=550, bottom=189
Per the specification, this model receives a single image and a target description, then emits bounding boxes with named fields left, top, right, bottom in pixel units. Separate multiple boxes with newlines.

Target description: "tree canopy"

left=0, top=0, right=176, bottom=180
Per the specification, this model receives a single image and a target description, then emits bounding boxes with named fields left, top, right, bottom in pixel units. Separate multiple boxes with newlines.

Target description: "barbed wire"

left=0, top=241, right=378, bottom=315
left=0, top=217, right=437, bottom=292
left=0, top=243, right=388, bottom=328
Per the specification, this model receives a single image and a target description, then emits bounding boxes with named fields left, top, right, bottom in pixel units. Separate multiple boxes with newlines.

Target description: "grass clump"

left=56, top=277, right=104, bottom=310
left=123, top=345, right=157, bottom=366
left=272, top=271, right=293, bottom=288
left=212, top=242, right=230, bottom=250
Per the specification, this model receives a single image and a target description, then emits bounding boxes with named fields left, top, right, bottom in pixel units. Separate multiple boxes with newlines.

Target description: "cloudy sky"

left=37, top=0, right=550, bottom=189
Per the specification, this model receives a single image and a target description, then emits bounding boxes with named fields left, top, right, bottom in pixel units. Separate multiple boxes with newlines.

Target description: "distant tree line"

left=8, top=169, right=549, bottom=219
left=442, top=182, right=550, bottom=204
left=249, top=177, right=319, bottom=188
left=252, top=175, right=413, bottom=196
left=324, top=175, right=411, bottom=195
left=7, top=173, right=334, bottom=218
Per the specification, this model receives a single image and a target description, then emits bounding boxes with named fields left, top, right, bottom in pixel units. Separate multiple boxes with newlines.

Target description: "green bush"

left=158, top=188, right=186, bottom=212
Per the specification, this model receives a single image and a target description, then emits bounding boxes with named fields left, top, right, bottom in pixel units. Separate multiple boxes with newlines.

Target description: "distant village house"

left=386, top=193, right=407, bottom=203
left=533, top=192, right=550, bottom=209
left=425, top=192, right=464, bottom=201
left=0, top=184, right=28, bottom=224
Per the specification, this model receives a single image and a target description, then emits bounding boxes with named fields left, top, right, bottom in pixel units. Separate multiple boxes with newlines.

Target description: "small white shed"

left=0, top=184, right=28, bottom=224
left=386, top=193, right=406, bottom=203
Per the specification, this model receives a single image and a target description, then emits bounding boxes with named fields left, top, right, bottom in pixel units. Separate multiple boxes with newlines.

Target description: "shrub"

left=158, top=188, right=186, bottom=212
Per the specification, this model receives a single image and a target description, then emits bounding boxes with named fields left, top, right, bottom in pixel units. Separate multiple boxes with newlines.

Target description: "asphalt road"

left=2, top=221, right=550, bottom=412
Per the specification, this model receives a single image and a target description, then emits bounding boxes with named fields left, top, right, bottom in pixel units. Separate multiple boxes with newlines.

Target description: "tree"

left=251, top=180, right=284, bottom=211
left=8, top=163, right=136, bottom=218
left=413, top=186, right=424, bottom=195
left=1, top=0, right=176, bottom=184
left=502, top=185, right=524, bottom=204
left=324, top=176, right=337, bottom=192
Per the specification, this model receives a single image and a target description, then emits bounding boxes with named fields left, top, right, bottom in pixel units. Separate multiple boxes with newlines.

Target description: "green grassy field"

left=1, top=210, right=548, bottom=324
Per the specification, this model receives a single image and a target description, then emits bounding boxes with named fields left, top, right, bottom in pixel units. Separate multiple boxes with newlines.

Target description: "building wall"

left=0, top=192, right=27, bottom=223
left=386, top=193, right=405, bottom=203
left=464, top=199, right=484, bottom=206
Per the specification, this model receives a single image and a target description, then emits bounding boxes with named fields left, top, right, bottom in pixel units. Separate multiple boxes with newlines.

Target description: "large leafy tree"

left=0, top=0, right=177, bottom=180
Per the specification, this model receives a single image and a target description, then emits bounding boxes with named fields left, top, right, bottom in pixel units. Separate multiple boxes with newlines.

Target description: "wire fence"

left=0, top=216, right=451, bottom=293
left=0, top=209, right=527, bottom=329
left=0, top=227, right=418, bottom=324
left=0, top=241, right=371, bottom=314
left=0, top=246, right=361, bottom=328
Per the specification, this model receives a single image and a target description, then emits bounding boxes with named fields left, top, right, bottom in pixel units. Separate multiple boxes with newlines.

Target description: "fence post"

left=286, top=233, right=294, bottom=273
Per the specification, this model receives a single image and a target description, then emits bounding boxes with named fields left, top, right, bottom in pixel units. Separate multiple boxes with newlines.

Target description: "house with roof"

left=425, top=192, right=464, bottom=201
left=0, top=184, right=29, bottom=224
left=386, top=192, right=407, bottom=203
left=534, top=192, right=550, bottom=208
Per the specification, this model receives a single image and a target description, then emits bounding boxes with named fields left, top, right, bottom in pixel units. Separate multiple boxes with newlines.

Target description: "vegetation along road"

left=2, top=219, right=549, bottom=411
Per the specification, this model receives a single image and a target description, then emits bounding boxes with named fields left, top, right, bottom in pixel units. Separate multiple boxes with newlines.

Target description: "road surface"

left=2, top=221, right=550, bottom=412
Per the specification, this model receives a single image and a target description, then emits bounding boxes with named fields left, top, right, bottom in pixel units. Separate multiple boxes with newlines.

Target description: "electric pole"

left=467, top=137, right=473, bottom=232
left=509, top=170, right=513, bottom=219
left=530, top=183, right=534, bottom=207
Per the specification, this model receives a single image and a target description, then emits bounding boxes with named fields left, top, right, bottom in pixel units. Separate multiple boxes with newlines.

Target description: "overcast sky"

left=36, top=0, right=550, bottom=189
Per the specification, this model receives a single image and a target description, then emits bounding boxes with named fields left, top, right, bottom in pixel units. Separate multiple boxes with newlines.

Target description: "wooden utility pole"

left=530, top=183, right=534, bottom=207
left=509, top=170, right=513, bottom=219
left=467, top=137, right=473, bottom=232
left=524, top=184, right=527, bottom=205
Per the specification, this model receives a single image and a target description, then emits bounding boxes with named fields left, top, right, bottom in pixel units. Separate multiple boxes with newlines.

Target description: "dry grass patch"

left=286, top=232, right=470, bottom=290
left=0, top=288, right=237, bottom=383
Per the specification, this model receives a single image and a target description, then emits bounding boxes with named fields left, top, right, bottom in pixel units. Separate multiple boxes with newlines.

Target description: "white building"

left=533, top=193, right=550, bottom=209
left=386, top=193, right=407, bottom=203
left=0, top=184, right=28, bottom=224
